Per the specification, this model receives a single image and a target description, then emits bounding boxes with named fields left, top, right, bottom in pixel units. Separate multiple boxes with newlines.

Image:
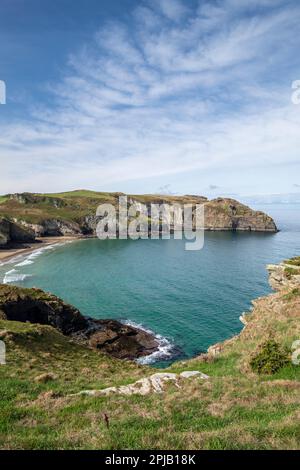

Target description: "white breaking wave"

left=15, top=259, right=34, bottom=267
left=123, top=320, right=175, bottom=365
left=3, top=269, right=32, bottom=284
left=0, top=240, right=75, bottom=283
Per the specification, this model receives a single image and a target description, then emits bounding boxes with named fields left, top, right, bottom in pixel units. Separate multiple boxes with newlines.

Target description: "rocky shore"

left=0, top=284, right=159, bottom=360
left=201, top=256, right=300, bottom=360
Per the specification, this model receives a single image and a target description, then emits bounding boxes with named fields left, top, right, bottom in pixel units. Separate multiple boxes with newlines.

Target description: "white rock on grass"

left=71, top=371, right=208, bottom=398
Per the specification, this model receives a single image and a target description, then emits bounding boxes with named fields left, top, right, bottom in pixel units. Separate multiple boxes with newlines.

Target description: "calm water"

left=0, top=204, right=299, bottom=365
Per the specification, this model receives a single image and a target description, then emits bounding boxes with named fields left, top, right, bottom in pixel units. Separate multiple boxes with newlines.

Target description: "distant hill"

left=0, top=190, right=277, bottom=247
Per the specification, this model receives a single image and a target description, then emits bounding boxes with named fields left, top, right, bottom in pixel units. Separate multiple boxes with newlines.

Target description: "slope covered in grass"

left=0, top=190, right=277, bottom=233
left=0, top=258, right=299, bottom=449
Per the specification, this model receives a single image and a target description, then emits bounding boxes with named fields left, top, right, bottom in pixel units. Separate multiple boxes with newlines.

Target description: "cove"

left=0, top=204, right=299, bottom=366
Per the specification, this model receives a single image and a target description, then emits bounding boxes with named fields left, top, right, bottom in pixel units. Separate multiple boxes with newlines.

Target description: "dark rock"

left=0, top=285, right=88, bottom=335
left=0, top=217, right=36, bottom=247
left=0, top=285, right=159, bottom=360
left=10, top=221, right=35, bottom=243
left=41, top=219, right=81, bottom=236
left=87, top=319, right=159, bottom=360
left=0, top=218, right=10, bottom=247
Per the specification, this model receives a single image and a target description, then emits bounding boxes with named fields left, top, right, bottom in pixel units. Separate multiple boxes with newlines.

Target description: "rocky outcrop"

left=0, top=192, right=277, bottom=240
left=71, top=371, right=209, bottom=397
left=0, top=284, right=88, bottom=335
left=86, top=319, right=159, bottom=360
left=203, top=198, right=277, bottom=232
left=0, top=285, right=159, bottom=360
left=0, top=217, right=36, bottom=248
left=204, top=255, right=300, bottom=360
left=267, top=258, right=300, bottom=291
left=9, top=193, right=67, bottom=208
left=16, top=219, right=82, bottom=237
left=0, top=218, right=10, bottom=247
left=40, top=219, right=82, bottom=237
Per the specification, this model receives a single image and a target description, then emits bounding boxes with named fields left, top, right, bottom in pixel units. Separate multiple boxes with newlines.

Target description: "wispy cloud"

left=1, top=0, right=300, bottom=194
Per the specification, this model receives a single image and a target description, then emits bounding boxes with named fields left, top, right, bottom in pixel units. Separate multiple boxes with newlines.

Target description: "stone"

left=180, top=370, right=209, bottom=379
left=71, top=370, right=209, bottom=398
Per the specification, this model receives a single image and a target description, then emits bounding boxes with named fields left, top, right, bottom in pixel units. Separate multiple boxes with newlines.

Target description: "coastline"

left=203, top=258, right=300, bottom=359
left=0, top=235, right=83, bottom=264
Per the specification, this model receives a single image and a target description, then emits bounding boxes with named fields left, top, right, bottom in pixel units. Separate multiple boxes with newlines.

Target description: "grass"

left=283, top=289, right=300, bottom=302
left=0, top=190, right=274, bottom=227
left=41, top=190, right=117, bottom=199
left=285, top=257, right=300, bottom=267
left=0, top=270, right=299, bottom=449
left=0, top=196, right=8, bottom=205
left=284, top=267, right=300, bottom=279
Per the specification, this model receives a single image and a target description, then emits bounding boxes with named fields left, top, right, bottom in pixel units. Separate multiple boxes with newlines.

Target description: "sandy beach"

left=0, top=236, right=82, bottom=264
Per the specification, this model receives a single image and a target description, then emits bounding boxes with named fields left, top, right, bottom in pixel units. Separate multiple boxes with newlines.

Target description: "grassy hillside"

left=0, top=190, right=276, bottom=232
left=0, top=191, right=118, bottom=224
left=0, top=259, right=299, bottom=450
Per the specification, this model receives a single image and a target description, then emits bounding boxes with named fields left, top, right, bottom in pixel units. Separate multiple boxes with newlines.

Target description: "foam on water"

left=124, top=319, right=175, bottom=364
left=3, top=269, right=32, bottom=284
left=15, top=259, right=34, bottom=267
left=0, top=242, right=71, bottom=283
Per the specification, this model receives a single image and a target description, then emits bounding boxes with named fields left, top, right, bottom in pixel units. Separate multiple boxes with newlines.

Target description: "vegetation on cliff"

left=0, top=285, right=159, bottom=360
left=0, top=190, right=277, bottom=245
left=0, top=257, right=299, bottom=449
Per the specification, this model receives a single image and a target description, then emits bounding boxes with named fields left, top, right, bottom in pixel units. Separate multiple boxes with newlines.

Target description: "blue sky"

left=0, top=0, right=300, bottom=197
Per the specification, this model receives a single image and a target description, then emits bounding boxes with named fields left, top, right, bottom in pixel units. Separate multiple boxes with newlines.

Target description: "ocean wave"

left=0, top=241, right=74, bottom=283
left=15, top=259, right=34, bottom=267
left=123, top=319, right=175, bottom=365
left=3, top=269, right=32, bottom=284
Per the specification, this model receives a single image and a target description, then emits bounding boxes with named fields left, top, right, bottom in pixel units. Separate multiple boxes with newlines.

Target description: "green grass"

left=285, top=257, right=300, bottom=267
left=283, top=288, right=300, bottom=301
left=0, top=255, right=299, bottom=450
left=0, top=295, right=299, bottom=450
left=41, top=190, right=116, bottom=199
left=284, top=267, right=300, bottom=279
left=0, top=190, right=276, bottom=228
left=0, top=196, right=8, bottom=205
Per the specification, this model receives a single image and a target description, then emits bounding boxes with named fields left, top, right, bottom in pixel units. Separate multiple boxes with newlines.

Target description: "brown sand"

left=0, top=236, right=82, bottom=264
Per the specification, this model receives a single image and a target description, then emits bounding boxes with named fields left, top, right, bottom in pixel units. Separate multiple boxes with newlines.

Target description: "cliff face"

left=203, top=198, right=277, bottom=232
left=267, top=257, right=300, bottom=291
left=204, top=256, right=300, bottom=362
left=0, top=217, right=35, bottom=247
left=0, top=190, right=277, bottom=245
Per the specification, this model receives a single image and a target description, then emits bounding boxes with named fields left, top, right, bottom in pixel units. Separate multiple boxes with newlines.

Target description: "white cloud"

left=155, top=0, right=188, bottom=22
left=0, top=0, right=300, bottom=194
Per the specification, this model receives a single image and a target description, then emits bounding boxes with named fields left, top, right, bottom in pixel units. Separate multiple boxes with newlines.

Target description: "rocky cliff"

left=202, top=256, right=300, bottom=361
left=0, top=190, right=277, bottom=246
left=0, top=217, right=36, bottom=248
left=0, top=284, right=159, bottom=360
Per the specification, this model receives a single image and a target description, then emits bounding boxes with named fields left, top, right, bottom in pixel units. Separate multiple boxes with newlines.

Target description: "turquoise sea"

left=0, top=204, right=299, bottom=366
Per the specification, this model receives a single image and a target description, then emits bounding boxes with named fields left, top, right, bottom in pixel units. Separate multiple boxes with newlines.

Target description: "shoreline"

left=0, top=235, right=84, bottom=264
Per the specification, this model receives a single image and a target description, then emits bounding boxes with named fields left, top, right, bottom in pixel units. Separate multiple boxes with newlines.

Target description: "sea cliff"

left=0, top=190, right=277, bottom=248
left=0, top=285, right=159, bottom=360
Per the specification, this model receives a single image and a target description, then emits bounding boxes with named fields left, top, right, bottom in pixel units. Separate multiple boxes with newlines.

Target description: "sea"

left=0, top=204, right=299, bottom=366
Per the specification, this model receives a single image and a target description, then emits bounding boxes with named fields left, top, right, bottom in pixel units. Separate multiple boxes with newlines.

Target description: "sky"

left=0, top=0, right=300, bottom=198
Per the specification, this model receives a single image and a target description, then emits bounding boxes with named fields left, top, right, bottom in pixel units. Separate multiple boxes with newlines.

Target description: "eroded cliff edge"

left=200, top=256, right=300, bottom=362
left=0, top=284, right=159, bottom=360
